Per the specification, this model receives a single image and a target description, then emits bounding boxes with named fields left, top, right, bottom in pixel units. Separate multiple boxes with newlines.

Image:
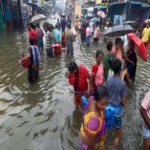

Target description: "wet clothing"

left=126, top=49, right=137, bottom=82
left=56, top=21, right=61, bottom=30
left=92, top=63, right=104, bottom=88
left=61, top=33, right=66, bottom=48
left=29, top=29, right=37, bottom=45
left=28, top=46, right=40, bottom=83
left=106, top=77, right=127, bottom=129
left=80, top=25, right=86, bottom=42
left=102, top=53, right=114, bottom=80
left=112, top=46, right=122, bottom=61
left=80, top=97, right=106, bottom=150
left=65, top=29, right=75, bottom=56
left=54, top=28, right=61, bottom=43
left=86, top=27, right=92, bottom=45
left=36, top=27, right=44, bottom=49
left=142, top=27, right=150, bottom=43
left=106, top=77, right=127, bottom=107
left=54, top=28, right=62, bottom=55
left=94, top=27, right=100, bottom=41
left=142, top=90, right=150, bottom=118
left=141, top=91, right=150, bottom=139
left=68, top=65, right=89, bottom=105
left=45, top=31, right=54, bottom=57
left=61, top=19, right=66, bottom=32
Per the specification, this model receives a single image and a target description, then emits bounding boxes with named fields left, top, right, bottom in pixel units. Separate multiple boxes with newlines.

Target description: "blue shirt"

left=54, top=29, right=61, bottom=43
left=106, top=77, right=127, bottom=107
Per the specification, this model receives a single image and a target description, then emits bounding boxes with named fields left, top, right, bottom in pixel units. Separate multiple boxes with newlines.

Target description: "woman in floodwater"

left=19, top=37, right=40, bottom=83
left=80, top=85, right=108, bottom=150
left=125, top=40, right=137, bottom=82
left=92, top=50, right=104, bottom=90
left=68, top=62, right=91, bottom=107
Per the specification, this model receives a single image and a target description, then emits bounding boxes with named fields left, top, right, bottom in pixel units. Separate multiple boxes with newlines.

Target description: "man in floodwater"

left=27, top=23, right=37, bottom=45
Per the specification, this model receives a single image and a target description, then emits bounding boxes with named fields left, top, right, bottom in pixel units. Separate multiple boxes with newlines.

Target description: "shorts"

left=143, top=124, right=150, bottom=139
left=106, top=104, right=122, bottom=129
left=114, top=112, right=122, bottom=129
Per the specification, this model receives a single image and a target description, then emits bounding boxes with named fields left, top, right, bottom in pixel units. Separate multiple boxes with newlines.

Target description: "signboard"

left=114, top=15, right=123, bottom=25
left=96, top=0, right=108, bottom=6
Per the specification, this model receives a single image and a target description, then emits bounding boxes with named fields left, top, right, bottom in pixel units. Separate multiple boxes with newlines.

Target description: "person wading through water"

left=19, top=37, right=40, bottom=83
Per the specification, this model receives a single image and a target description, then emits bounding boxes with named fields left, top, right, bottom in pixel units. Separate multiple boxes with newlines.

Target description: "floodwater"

left=0, top=27, right=149, bottom=150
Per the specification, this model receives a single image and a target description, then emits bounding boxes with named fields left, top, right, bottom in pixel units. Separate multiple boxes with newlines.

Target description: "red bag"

left=21, top=54, right=31, bottom=68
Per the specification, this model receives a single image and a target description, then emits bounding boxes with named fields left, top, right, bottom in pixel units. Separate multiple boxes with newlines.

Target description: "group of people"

left=17, top=13, right=150, bottom=149
left=78, top=19, right=101, bottom=46
left=67, top=36, right=149, bottom=149
left=18, top=14, right=76, bottom=83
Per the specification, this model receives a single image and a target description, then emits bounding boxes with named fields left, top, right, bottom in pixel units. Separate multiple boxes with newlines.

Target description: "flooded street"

left=0, top=27, right=150, bottom=150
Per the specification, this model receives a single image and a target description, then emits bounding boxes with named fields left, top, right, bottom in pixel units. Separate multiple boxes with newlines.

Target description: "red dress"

left=68, top=65, right=89, bottom=105
left=61, top=33, right=66, bottom=48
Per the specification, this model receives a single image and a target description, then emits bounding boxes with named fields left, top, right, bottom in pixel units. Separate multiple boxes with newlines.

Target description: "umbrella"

left=43, top=22, right=54, bottom=32
left=127, top=33, right=147, bottom=62
left=90, top=17, right=100, bottom=22
left=123, top=21, right=135, bottom=25
left=78, top=18, right=84, bottom=23
left=30, top=14, right=46, bottom=23
left=97, top=11, right=106, bottom=18
left=104, top=25, right=134, bottom=37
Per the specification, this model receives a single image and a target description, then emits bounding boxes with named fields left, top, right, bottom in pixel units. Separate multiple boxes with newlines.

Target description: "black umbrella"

left=43, top=22, right=54, bottom=32
left=104, top=25, right=134, bottom=37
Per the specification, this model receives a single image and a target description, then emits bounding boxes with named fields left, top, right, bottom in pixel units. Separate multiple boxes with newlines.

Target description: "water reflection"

left=0, top=29, right=149, bottom=149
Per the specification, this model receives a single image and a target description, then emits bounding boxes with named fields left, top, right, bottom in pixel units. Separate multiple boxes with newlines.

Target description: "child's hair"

left=93, top=85, right=108, bottom=101
left=115, top=38, right=122, bottom=45
left=111, top=58, right=122, bottom=74
left=106, top=41, right=113, bottom=51
left=68, top=62, right=79, bottom=91
left=96, top=50, right=104, bottom=59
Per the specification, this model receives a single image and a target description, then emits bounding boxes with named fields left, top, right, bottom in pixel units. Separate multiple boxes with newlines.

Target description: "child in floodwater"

left=106, top=58, right=128, bottom=148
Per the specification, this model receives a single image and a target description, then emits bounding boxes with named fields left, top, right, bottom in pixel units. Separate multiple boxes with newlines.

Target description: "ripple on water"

left=0, top=29, right=149, bottom=149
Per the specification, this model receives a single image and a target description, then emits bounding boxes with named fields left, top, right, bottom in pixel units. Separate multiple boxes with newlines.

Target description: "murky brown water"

left=0, top=27, right=150, bottom=150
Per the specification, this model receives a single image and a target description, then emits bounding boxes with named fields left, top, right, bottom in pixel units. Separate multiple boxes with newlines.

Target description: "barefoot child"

left=106, top=58, right=128, bottom=148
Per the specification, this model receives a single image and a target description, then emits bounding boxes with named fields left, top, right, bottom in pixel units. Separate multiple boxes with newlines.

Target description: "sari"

left=68, top=65, right=89, bottom=105
left=80, top=97, right=106, bottom=150
left=28, top=46, right=40, bottom=83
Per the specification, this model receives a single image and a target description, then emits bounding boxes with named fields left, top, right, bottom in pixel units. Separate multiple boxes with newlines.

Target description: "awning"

left=109, top=2, right=126, bottom=7
left=94, top=5, right=107, bottom=9
left=130, top=2, right=150, bottom=8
